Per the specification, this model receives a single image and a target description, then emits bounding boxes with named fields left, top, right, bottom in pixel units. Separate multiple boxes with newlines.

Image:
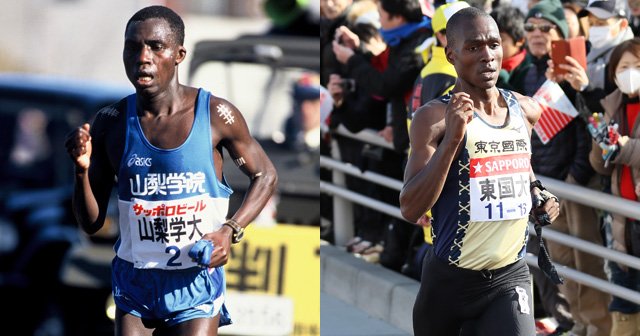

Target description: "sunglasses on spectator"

left=523, top=23, right=556, bottom=33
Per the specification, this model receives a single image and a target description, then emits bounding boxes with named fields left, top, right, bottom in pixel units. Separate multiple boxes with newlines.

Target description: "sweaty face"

left=123, top=18, right=184, bottom=94
left=448, top=16, right=503, bottom=89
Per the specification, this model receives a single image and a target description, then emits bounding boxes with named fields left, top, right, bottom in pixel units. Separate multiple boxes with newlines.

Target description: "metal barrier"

left=321, top=125, right=640, bottom=305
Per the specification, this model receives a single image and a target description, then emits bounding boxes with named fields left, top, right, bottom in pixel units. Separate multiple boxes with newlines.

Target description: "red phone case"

left=551, top=36, right=587, bottom=75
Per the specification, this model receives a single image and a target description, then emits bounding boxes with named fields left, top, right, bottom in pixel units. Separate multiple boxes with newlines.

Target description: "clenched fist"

left=444, top=92, right=475, bottom=144
left=64, top=123, right=92, bottom=172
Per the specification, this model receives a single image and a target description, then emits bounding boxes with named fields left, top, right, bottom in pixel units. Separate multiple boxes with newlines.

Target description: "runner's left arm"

left=201, top=97, right=277, bottom=267
left=518, top=94, right=560, bottom=223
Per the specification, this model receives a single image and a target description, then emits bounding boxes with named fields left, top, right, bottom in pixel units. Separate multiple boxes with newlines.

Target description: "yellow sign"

left=225, top=224, right=320, bottom=336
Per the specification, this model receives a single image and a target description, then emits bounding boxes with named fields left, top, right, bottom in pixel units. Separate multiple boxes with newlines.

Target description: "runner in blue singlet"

left=64, top=5, right=277, bottom=335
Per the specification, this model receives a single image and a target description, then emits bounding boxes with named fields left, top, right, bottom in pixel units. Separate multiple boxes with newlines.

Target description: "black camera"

left=340, top=78, right=356, bottom=93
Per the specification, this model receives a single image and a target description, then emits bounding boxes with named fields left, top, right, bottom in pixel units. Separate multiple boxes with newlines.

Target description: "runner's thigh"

left=474, top=285, right=535, bottom=336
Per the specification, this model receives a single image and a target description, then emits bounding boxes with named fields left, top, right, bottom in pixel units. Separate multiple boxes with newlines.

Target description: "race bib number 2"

left=469, top=154, right=532, bottom=222
left=128, top=194, right=215, bottom=269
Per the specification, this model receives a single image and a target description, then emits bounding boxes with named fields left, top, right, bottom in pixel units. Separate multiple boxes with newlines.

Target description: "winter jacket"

left=508, top=52, right=595, bottom=185
left=409, top=45, right=456, bottom=115
left=579, top=27, right=634, bottom=113
left=345, top=27, right=429, bottom=153
left=590, top=89, right=640, bottom=253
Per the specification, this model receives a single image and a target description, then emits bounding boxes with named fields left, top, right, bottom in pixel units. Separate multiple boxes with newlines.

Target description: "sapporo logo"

left=128, top=154, right=152, bottom=167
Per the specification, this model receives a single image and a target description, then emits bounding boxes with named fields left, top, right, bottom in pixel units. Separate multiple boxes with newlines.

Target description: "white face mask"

left=615, top=68, right=640, bottom=95
left=588, top=26, right=613, bottom=49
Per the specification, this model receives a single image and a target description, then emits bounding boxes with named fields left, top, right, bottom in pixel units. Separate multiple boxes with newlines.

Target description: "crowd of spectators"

left=320, top=0, right=640, bottom=334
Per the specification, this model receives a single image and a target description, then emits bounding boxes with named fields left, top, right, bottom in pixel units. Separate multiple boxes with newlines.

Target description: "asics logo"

left=127, top=154, right=152, bottom=167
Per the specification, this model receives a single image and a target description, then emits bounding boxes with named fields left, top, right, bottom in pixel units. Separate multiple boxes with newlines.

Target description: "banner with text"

left=221, top=224, right=320, bottom=336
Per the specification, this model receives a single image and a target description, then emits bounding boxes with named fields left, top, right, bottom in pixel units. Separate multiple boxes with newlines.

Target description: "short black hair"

left=446, top=7, right=494, bottom=50
left=490, top=5, right=525, bottom=45
left=125, top=5, right=185, bottom=45
left=349, top=23, right=381, bottom=44
left=380, top=0, right=424, bottom=23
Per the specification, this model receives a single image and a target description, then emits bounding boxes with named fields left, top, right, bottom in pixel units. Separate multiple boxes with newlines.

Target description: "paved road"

left=321, top=291, right=411, bottom=336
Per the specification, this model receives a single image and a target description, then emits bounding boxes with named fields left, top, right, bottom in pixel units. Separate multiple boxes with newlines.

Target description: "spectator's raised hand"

left=587, top=113, right=620, bottom=164
left=335, top=25, right=361, bottom=50
left=546, top=56, right=588, bottom=91
left=332, top=40, right=355, bottom=64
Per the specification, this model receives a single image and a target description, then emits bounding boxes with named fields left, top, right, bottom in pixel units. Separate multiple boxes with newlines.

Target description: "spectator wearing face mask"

left=588, top=38, right=640, bottom=336
left=509, top=1, right=613, bottom=334
left=578, top=0, right=634, bottom=113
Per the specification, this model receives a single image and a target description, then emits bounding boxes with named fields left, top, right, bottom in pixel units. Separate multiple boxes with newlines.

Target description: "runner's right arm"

left=65, top=109, right=117, bottom=234
left=400, top=92, right=473, bottom=223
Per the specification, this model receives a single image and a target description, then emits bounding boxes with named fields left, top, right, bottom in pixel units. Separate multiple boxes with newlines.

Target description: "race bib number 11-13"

left=469, top=153, right=532, bottom=222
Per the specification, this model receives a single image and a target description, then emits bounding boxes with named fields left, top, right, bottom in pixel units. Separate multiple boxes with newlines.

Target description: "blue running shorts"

left=112, top=256, right=232, bottom=327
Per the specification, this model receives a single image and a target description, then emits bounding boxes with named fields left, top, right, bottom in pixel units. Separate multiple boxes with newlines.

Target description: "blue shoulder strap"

left=498, top=88, right=524, bottom=117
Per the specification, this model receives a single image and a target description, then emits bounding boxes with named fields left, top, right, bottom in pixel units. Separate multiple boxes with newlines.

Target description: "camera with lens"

left=340, top=78, right=356, bottom=93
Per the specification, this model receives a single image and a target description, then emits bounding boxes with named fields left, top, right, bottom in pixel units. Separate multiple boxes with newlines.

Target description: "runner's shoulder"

left=412, top=97, right=446, bottom=125
left=410, top=98, right=447, bottom=145
left=91, top=97, right=127, bottom=133
left=511, top=92, right=541, bottom=125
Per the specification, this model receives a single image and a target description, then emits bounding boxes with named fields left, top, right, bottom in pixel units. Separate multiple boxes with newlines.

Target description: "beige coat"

left=590, top=89, right=640, bottom=253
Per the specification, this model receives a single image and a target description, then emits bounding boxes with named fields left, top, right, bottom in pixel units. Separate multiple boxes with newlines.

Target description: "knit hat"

left=526, top=0, right=569, bottom=38
left=432, top=1, right=470, bottom=33
left=264, top=0, right=309, bottom=27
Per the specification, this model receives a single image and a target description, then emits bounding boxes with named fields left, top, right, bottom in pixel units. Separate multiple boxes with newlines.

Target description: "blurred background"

left=0, top=1, right=319, bottom=335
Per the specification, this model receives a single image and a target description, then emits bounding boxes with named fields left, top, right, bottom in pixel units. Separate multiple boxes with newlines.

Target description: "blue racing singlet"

left=115, top=88, right=233, bottom=270
left=431, top=89, right=532, bottom=270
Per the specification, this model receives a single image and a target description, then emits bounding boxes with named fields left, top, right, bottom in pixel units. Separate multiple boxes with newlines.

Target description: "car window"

left=0, top=97, right=94, bottom=190
left=190, top=62, right=309, bottom=140
left=186, top=35, right=319, bottom=141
